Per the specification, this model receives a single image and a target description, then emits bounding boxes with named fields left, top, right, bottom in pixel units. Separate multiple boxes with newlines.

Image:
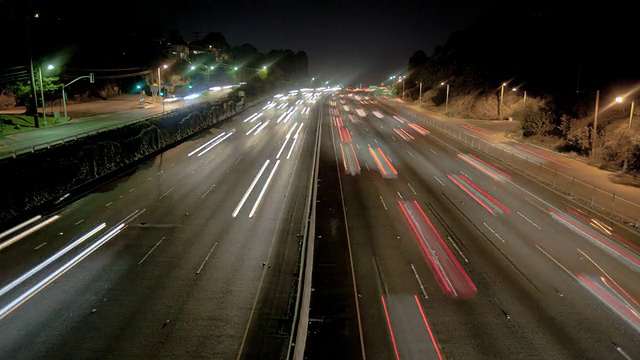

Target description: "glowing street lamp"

left=615, top=96, right=635, bottom=128
left=441, top=82, right=450, bottom=114
left=37, top=64, right=54, bottom=125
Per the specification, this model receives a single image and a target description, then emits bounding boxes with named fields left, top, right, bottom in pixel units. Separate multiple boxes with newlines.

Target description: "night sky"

left=153, top=0, right=483, bottom=85
left=5, top=1, right=633, bottom=87
left=7, top=0, right=483, bottom=86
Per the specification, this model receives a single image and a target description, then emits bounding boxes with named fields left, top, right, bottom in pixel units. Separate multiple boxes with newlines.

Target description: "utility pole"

left=25, top=17, right=39, bottom=128
left=591, top=90, right=600, bottom=159
left=419, top=82, right=422, bottom=100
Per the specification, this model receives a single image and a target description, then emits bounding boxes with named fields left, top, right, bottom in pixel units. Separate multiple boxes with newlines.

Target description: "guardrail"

left=288, top=100, right=323, bottom=359
left=0, top=94, right=257, bottom=160
left=381, top=99, right=640, bottom=229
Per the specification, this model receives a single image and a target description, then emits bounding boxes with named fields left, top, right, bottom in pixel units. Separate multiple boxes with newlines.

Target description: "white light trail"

left=197, top=131, right=234, bottom=156
left=0, top=223, right=106, bottom=297
left=246, top=122, right=262, bottom=135
left=250, top=113, right=264, bottom=122
left=249, top=160, right=281, bottom=218
left=188, top=132, right=226, bottom=157
left=0, top=223, right=125, bottom=321
left=276, top=112, right=288, bottom=123
left=254, top=120, right=270, bottom=135
left=232, top=160, right=270, bottom=217
left=243, top=113, right=259, bottom=122
left=0, top=216, right=61, bottom=252
left=0, top=215, right=42, bottom=241
left=286, top=123, right=304, bottom=159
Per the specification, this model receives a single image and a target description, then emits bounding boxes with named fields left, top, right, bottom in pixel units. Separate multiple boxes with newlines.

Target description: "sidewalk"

left=0, top=90, right=232, bottom=158
left=390, top=99, right=640, bottom=226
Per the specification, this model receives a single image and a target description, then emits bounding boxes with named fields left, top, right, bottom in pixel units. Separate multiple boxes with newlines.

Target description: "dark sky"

left=15, top=0, right=480, bottom=86
left=157, top=0, right=482, bottom=85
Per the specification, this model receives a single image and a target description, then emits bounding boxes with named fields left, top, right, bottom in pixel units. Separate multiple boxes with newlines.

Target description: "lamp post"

left=498, top=82, right=506, bottom=118
left=25, top=14, right=40, bottom=128
left=37, top=64, right=53, bottom=125
left=441, top=82, right=450, bottom=114
left=419, top=81, right=423, bottom=100
left=615, top=96, right=635, bottom=129
left=592, top=90, right=600, bottom=159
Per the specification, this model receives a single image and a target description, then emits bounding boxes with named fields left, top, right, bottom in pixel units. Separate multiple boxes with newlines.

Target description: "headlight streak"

left=0, top=215, right=42, bottom=241
left=0, top=223, right=106, bottom=298
left=276, top=111, right=288, bottom=123
left=196, top=131, right=234, bottom=157
left=549, top=207, right=640, bottom=271
left=0, top=215, right=62, bottom=252
left=232, top=160, right=270, bottom=217
left=253, top=120, right=270, bottom=135
left=249, top=113, right=264, bottom=122
left=187, top=132, right=227, bottom=157
left=249, top=160, right=281, bottom=218
left=0, top=223, right=126, bottom=321
left=246, top=122, right=262, bottom=135
left=243, top=113, right=259, bottom=122
left=286, top=123, right=304, bottom=160
left=276, top=123, right=298, bottom=159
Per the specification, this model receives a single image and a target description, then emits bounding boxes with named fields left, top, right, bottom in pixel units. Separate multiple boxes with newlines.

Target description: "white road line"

left=138, top=237, right=165, bottom=265
left=483, top=222, right=505, bottom=242
left=429, top=148, right=437, bottom=155
left=434, top=176, right=445, bottom=186
left=460, top=171, right=472, bottom=180
left=380, top=196, right=387, bottom=210
left=246, top=122, right=262, bottom=135
left=517, top=211, right=541, bottom=229
left=536, top=244, right=576, bottom=279
left=408, top=183, right=417, bottom=195
left=411, top=264, right=429, bottom=298
left=34, top=242, right=47, bottom=250
left=105, top=202, right=113, bottom=207
left=447, top=236, right=468, bottom=263
left=196, top=242, right=218, bottom=274
left=158, top=186, right=176, bottom=200
left=202, top=184, right=216, bottom=199
left=74, top=219, right=84, bottom=225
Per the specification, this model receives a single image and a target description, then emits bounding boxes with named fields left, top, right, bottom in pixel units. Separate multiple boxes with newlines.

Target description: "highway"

left=0, top=91, right=320, bottom=359
left=306, top=92, right=640, bottom=359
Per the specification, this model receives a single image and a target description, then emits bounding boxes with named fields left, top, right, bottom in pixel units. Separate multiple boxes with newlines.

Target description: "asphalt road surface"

left=306, top=93, right=640, bottom=359
left=0, top=92, right=320, bottom=359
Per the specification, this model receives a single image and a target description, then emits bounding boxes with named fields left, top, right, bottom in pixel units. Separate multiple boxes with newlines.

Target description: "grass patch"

left=0, top=114, right=62, bottom=135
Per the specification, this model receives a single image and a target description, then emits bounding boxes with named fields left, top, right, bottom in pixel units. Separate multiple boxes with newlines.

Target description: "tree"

left=513, top=102, right=555, bottom=136
left=408, top=50, right=428, bottom=71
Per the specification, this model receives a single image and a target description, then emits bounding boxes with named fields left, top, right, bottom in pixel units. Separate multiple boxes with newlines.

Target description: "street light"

left=157, top=64, right=167, bottom=97
left=418, top=81, right=423, bottom=100
left=25, top=14, right=40, bottom=128
left=615, top=96, right=635, bottom=128
left=37, top=64, right=54, bottom=125
left=498, top=83, right=507, bottom=118
left=441, top=82, right=450, bottom=114
left=513, top=87, right=526, bottom=103
left=592, top=90, right=600, bottom=159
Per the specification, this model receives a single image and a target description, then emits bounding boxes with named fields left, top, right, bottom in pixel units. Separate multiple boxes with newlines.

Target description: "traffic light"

left=89, top=73, right=94, bottom=83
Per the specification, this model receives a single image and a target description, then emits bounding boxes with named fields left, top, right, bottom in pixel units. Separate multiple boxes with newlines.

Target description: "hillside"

left=402, top=4, right=639, bottom=176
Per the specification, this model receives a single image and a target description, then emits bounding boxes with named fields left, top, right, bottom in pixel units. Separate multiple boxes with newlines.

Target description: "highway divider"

left=287, top=98, right=323, bottom=359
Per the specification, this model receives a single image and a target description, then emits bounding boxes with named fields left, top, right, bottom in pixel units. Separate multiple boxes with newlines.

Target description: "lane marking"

left=138, top=237, right=165, bottom=265
left=434, top=176, right=445, bottom=186
left=517, top=211, right=541, bottom=229
left=380, top=196, right=388, bottom=210
left=158, top=186, right=176, bottom=200
left=408, top=183, right=417, bottom=195
left=447, top=236, right=468, bottom=263
left=202, top=184, right=216, bottom=199
left=483, top=222, right=505, bottom=243
left=196, top=242, right=218, bottom=274
left=411, top=264, right=429, bottom=298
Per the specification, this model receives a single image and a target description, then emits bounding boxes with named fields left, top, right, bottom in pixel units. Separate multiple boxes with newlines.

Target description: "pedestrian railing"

left=0, top=95, right=266, bottom=160
left=382, top=100, right=640, bottom=229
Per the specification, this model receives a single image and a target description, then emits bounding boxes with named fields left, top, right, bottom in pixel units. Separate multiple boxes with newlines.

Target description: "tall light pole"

left=592, top=90, right=600, bottom=159
left=441, top=82, right=450, bottom=114
left=499, top=83, right=506, bottom=118
left=419, top=81, right=422, bottom=100
left=37, top=64, right=53, bottom=125
left=615, top=96, right=635, bottom=129
left=25, top=15, right=40, bottom=128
